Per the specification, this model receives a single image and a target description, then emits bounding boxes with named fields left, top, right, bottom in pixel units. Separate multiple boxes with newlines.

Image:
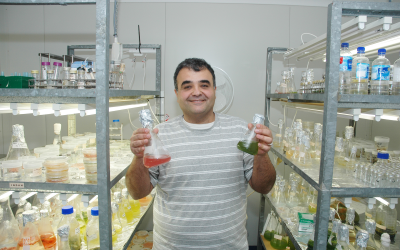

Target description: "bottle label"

left=75, top=227, right=80, bottom=235
left=371, top=65, right=390, bottom=80
left=340, top=56, right=352, bottom=72
left=12, top=141, right=28, bottom=149
left=274, top=234, right=283, bottom=240
left=356, top=63, right=369, bottom=79
left=23, top=237, right=30, bottom=246
left=376, top=224, right=386, bottom=230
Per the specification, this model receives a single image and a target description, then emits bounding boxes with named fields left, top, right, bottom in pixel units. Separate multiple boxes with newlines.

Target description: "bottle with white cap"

left=371, top=48, right=391, bottom=95
left=53, top=123, right=62, bottom=151
left=18, top=210, right=45, bottom=249
left=380, top=233, right=391, bottom=250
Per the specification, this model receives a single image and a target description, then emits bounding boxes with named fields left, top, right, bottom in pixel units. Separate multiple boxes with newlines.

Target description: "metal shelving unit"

left=258, top=2, right=400, bottom=250
left=0, top=0, right=162, bottom=249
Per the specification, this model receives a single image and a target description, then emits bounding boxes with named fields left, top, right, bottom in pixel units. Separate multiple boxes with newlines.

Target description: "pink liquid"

left=143, top=155, right=171, bottom=168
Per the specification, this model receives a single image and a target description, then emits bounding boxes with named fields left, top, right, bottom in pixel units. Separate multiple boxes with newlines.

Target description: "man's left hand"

left=248, top=123, right=273, bottom=156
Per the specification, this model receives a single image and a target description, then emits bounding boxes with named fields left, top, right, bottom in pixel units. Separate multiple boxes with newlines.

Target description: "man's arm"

left=125, top=128, right=158, bottom=200
left=248, top=123, right=276, bottom=194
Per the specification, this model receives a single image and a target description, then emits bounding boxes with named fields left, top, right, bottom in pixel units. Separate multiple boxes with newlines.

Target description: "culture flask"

left=365, top=219, right=378, bottom=250
left=355, top=230, right=369, bottom=250
left=17, top=210, right=45, bottom=250
left=86, top=207, right=100, bottom=250
left=139, top=109, right=171, bottom=168
left=57, top=225, right=70, bottom=250
left=237, top=114, right=265, bottom=155
left=6, top=124, right=31, bottom=160
left=37, top=210, right=56, bottom=250
left=0, top=196, right=21, bottom=250
left=57, top=206, right=81, bottom=250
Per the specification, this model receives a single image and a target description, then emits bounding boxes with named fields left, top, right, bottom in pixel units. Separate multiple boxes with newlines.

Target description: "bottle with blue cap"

left=393, top=52, right=400, bottom=95
left=57, top=205, right=81, bottom=250
left=111, top=119, right=120, bottom=129
left=86, top=206, right=100, bottom=250
left=339, top=42, right=353, bottom=94
left=371, top=49, right=391, bottom=95
left=351, top=47, right=370, bottom=94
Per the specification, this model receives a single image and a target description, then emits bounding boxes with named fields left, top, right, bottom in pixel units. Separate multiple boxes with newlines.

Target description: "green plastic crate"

left=0, top=76, right=33, bottom=88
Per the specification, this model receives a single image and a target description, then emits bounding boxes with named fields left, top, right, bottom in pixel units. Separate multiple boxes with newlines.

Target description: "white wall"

left=1, top=1, right=400, bottom=246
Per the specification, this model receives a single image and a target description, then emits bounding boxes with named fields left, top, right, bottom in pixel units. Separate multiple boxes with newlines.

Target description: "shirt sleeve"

left=243, top=152, right=254, bottom=183
left=148, top=166, right=159, bottom=188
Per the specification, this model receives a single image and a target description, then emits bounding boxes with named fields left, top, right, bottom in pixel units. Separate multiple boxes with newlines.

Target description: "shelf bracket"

left=389, top=198, right=398, bottom=209
left=367, top=198, right=376, bottom=209
left=60, top=193, right=68, bottom=205
left=350, top=109, right=361, bottom=121
left=344, top=197, right=352, bottom=208
left=374, top=109, right=384, bottom=122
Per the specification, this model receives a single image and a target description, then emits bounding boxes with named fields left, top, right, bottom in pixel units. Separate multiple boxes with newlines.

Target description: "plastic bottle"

left=86, top=207, right=100, bottom=250
left=6, top=124, right=31, bottom=160
left=139, top=109, right=172, bottom=167
left=57, top=206, right=81, bottom=250
left=380, top=233, right=391, bottom=250
left=0, top=195, right=21, bottom=250
left=57, top=225, right=71, bottom=250
left=371, top=49, right=391, bottom=95
left=237, top=113, right=265, bottom=155
left=393, top=52, right=400, bottom=95
left=351, top=47, right=369, bottom=94
left=17, top=210, right=45, bottom=250
left=339, top=43, right=353, bottom=94
left=365, top=219, right=378, bottom=250
left=37, top=210, right=56, bottom=250
left=355, top=229, right=369, bottom=250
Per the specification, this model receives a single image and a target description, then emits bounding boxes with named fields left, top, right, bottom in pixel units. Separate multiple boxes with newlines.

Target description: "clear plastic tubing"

left=371, top=48, right=390, bottom=95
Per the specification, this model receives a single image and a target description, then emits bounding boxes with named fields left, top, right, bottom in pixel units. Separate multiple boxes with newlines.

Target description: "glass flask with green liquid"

left=237, top=114, right=265, bottom=155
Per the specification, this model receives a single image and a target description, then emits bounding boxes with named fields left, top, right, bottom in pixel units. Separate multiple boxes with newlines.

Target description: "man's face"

left=175, top=67, right=216, bottom=121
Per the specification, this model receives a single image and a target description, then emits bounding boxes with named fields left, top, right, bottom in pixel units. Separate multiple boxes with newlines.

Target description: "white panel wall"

left=1, top=1, right=400, bottom=246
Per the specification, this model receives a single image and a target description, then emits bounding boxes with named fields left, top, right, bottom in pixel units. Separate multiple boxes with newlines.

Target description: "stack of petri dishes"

left=44, top=156, right=69, bottom=183
left=83, top=148, right=97, bottom=184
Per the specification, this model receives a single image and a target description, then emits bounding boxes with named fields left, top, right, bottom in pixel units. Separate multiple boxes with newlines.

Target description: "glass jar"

left=2, top=160, right=23, bottom=181
left=374, top=136, right=390, bottom=151
left=31, top=70, right=40, bottom=88
left=44, top=157, right=69, bottom=183
left=60, top=67, right=70, bottom=88
left=77, top=69, right=85, bottom=89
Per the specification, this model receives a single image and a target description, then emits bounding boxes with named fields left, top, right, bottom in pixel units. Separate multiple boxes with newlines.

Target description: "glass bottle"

left=57, top=206, right=81, bottom=250
left=292, top=130, right=303, bottom=161
left=38, top=210, right=56, bottom=250
left=308, top=189, right=318, bottom=214
left=263, top=211, right=278, bottom=241
left=46, top=70, right=55, bottom=89
left=339, top=42, right=353, bottom=94
left=31, top=70, right=40, bottom=88
left=273, top=119, right=284, bottom=149
left=393, top=52, right=400, bottom=95
left=17, top=210, right=45, bottom=250
left=279, top=71, right=288, bottom=93
left=345, top=207, right=356, bottom=246
left=237, top=113, right=265, bottom=155
left=0, top=195, right=21, bottom=250
left=41, top=62, right=50, bottom=80
left=310, top=123, right=322, bottom=165
left=57, top=225, right=70, bottom=250
left=61, top=67, right=71, bottom=88
left=286, top=179, right=299, bottom=208
left=345, top=146, right=358, bottom=175
left=52, top=62, right=61, bottom=80
left=337, top=224, right=351, bottom=250
left=380, top=233, right=391, bottom=250
left=328, top=219, right=341, bottom=250
left=371, top=49, right=391, bottom=95
left=300, top=71, right=307, bottom=93
left=69, top=69, right=77, bottom=89
left=297, top=134, right=312, bottom=167
left=344, top=126, right=354, bottom=158
left=287, top=67, right=296, bottom=93
left=139, top=109, right=172, bottom=167
left=285, top=129, right=295, bottom=159
left=274, top=180, right=287, bottom=207
left=86, top=207, right=100, bottom=250
left=355, top=230, right=369, bottom=250
left=53, top=123, right=62, bottom=151
left=6, top=124, right=31, bottom=160
left=335, top=137, right=347, bottom=168
left=282, top=127, right=291, bottom=155
left=71, top=196, right=86, bottom=239
left=113, top=192, right=130, bottom=226
left=77, top=69, right=85, bottom=89
left=270, top=224, right=289, bottom=250
left=111, top=202, right=123, bottom=235
left=306, top=69, right=314, bottom=94
left=351, top=47, right=369, bottom=94
left=365, top=219, right=378, bottom=250
left=122, top=188, right=140, bottom=219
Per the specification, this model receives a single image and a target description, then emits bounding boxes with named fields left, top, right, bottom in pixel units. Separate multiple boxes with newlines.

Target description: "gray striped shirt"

left=149, top=113, right=254, bottom=250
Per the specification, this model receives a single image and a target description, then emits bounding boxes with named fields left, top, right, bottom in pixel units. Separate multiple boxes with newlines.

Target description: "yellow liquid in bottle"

left=87, top=237, right=100, bottom=250
left=286, top=149, right=294, bottom=159
left=121, top=198, right=135, bottom=223
left=308, top=203, right=317, bottom=213
left=129, top=199, right=141, bottom=218
left=112, top=229, right=118, bottom=245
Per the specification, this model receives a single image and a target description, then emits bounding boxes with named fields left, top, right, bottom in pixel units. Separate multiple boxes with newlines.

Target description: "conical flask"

left=37, top=210, right=56, bottom=250
left=139, top=109, right=171, bottom=168
left=263, top=211, right=278, bottom=241
left=237, top=114, right=265, bottom=155
left=0, top=195, right=21, bottom=250
left=6, top=124, right=31, bottom=160
left=17, top=210, right=45, bottom=250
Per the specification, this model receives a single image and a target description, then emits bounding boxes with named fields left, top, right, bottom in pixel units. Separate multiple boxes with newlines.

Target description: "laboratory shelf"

left=270, top=147, right=319, bottom=190
left=267, top=93, right=400, bottom=109
left=0, top=89, right=161, bottom=104
left=264, top=195, right=305, bottom=250
left=122, top=197, right=155, bottom=250
left=0, top=164, right=131, bottom=194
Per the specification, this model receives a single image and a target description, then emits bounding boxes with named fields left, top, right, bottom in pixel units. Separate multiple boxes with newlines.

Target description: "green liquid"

left=264, top=230, right=275, bottom=241
left=237, top=141, right=258, bottom=155
left=271, top=238, right=288, bottom=249
left=307, top=239, right=314, bottom=250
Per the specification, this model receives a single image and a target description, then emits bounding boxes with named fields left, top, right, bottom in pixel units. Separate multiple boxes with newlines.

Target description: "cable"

left=247, top=190, right=255, bottom=198
left=127, top=109, right=139, bottom=130
left=113, top=0, right=118, bottom=37
left=148, top=99, right=160, bottom=124
left=301, top=33, right=317, bottom=45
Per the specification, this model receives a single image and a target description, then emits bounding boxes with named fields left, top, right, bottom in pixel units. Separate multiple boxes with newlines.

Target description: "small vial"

left=77, top=69, right=85, bottom=89
left=47, top=69, right=55, bottom=89
left=69, top=69, right=77, bottom=88
left=61, top=67, right=71, bottom=88
left=41, top=62, right=50, bottom=80
left=31, top=70, right=40, bottom=88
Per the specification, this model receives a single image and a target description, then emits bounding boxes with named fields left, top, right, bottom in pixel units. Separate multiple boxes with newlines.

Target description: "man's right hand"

left=130, top=128, right=159, bottom=158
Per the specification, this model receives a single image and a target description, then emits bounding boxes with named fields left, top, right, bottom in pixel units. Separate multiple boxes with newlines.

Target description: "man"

left=126, top=58, right=276, bottom=249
